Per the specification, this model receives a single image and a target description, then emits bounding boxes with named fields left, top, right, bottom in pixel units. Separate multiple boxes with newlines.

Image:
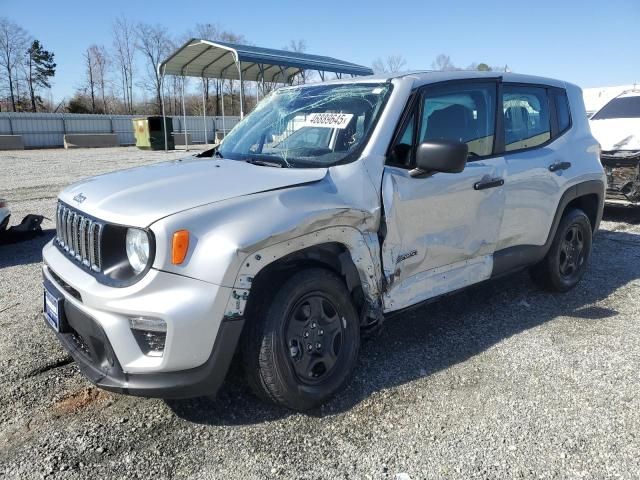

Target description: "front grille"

left=55, top=202, right=103, bottom=272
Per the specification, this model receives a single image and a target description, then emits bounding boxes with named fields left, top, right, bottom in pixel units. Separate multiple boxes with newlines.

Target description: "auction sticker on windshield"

left=303, top=113, right=354, bottom=129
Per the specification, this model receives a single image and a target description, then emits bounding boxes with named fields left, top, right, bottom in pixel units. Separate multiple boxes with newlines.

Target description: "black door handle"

left=549, top=161, right=572, bottom=172
left=474, top=178, right=504, bottom=190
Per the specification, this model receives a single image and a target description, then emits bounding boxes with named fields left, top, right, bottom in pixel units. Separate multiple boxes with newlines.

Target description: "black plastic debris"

left=0, top=214, right=45, bottom=245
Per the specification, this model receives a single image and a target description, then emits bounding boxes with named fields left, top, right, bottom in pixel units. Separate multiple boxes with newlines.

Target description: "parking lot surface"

left=1, top=147, right=639, bottom=479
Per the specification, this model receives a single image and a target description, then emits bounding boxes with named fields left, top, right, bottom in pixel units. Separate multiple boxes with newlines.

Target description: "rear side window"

left=554, top=90, right=571, bottom=134
left=503, top=86, right=550, bottom=152
left=591, top=95, right=640, bottom=120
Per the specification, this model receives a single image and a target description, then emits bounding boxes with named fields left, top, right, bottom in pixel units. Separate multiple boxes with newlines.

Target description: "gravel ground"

left=1, top=147, right=639, bottom=479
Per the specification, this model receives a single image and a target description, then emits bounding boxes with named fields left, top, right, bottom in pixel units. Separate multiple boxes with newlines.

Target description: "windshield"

left=592, top=95, right=640, bottom=120
left=218, top=83, right=392, bottom=167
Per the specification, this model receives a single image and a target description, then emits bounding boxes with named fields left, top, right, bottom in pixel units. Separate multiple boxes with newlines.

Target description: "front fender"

left=149, top=168, right=383, bottom=313
left=224, top=226, right=383, bottom=317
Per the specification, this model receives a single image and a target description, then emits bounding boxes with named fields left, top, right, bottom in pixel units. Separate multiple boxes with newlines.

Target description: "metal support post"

left=160, top=66, right=168, bottom=152
left=201, top=77, right=208, bottom=146
left=181, top=75, right=188, bottom=151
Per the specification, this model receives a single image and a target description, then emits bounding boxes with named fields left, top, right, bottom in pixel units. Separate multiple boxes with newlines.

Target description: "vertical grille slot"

left=92, top=223, right=103, bottom=271
left=55, top=202, right=104, bottom=273
left=72, top=213, right=81, bottom=260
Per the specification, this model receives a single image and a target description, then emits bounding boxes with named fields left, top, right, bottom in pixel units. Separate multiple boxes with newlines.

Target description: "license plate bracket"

left=43, top=278, right=68, bottom=333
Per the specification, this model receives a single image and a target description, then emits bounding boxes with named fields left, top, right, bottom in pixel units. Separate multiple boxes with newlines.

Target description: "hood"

left=589, top=118, right=640, bottom=151
left=59, top=157, right=327, bottom=227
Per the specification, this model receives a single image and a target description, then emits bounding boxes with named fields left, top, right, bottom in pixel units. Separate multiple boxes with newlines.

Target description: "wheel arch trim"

left=224, top=226, right=383, bottom=318
left=492, top=179, right=604, bottom=277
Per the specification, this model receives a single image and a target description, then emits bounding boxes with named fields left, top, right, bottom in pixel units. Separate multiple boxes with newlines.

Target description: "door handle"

left=549, top=161, right=572, bottom=172
left=474, top=178, right=504, bottom=190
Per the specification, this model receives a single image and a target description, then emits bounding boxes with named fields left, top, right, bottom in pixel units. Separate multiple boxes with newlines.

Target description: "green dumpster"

left=133, top=116, right=174, bottom=150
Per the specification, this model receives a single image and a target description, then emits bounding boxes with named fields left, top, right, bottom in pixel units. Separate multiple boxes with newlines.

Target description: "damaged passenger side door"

left=381, top=81, right=507, bottom=312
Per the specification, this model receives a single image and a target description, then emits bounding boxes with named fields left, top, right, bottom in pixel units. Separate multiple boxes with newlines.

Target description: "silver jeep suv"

left=42, top=71, right=605, bottom=410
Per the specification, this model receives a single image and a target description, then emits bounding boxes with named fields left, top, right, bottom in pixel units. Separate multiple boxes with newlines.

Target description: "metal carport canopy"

left=157, top=39, right=373, bottom=152
left=159, top=38, right=374, bottom=82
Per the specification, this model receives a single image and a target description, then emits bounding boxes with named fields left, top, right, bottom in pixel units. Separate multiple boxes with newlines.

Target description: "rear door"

left=496, top=84, right=571, bottom=252
left=381, top=80, right=507, bottom=312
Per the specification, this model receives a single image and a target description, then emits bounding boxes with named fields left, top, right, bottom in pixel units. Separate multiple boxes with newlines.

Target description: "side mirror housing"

left=412, top=140, right=468, bottom=176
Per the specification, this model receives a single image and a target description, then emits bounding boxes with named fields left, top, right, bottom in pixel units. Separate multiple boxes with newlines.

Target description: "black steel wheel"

left=284, top=293, right=346, bottom=385
left=530, top=208, right=593, bottom=292
left=558, top=224, right=586, bottom=278
left=243, top=268, right=360, bottom=411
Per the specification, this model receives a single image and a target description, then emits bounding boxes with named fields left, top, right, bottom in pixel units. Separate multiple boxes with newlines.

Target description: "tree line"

left=76, top=23, right=310, bottom=117
left=372, top=53, right=509, bottom=74
left=1, top=15, right=509, bottom=117
left=0, top=18, right=56, bottom=112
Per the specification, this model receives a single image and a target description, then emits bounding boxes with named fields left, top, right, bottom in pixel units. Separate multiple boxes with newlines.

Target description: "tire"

left=530, top=208, right=593, bottom=292
left=242, top=268, right=360, bottom=411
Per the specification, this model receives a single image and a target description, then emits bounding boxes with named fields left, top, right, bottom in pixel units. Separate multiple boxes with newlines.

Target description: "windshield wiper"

left=214, top=149, right=224, bottom=159
left=244, top=158, right=288, bottom=168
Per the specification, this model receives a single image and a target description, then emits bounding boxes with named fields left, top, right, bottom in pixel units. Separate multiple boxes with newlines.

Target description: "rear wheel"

left=242, top=268, right=360, bottom=411
left=530, top=208, right=592, bottom=292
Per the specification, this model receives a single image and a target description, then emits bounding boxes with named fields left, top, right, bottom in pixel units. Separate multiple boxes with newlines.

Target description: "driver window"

left=420, top=83, right=496, bottom=158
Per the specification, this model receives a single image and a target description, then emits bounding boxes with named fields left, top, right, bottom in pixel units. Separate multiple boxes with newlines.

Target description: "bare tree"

left=83, top=47, right=97, bottom=112
left=372, top=55, right=407, bottom=74
left=0, top=17, right=29, bottom=111
left=183, top=25, right=252, bottom=115
left=112, top=16, right=135, bottom=113
left=284, top=39, right=314, bottom=85
left=136, top=22, right=172, bottom=114
left=431, top=54, right=456, bottom=71
left=87, top=45, right=109, bottom=113
left=287, top=39, right=307, bottom=53
left=192, top=23, right=219, bottom=114
left=215, top=30, right=247, bottom=116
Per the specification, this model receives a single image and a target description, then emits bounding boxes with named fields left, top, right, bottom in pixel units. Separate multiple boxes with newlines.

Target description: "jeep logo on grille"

left=73, top=193, right=87, bottom=204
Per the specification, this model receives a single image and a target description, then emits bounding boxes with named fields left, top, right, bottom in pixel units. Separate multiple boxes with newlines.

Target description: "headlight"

left=126, top=228, right=150, bottom=274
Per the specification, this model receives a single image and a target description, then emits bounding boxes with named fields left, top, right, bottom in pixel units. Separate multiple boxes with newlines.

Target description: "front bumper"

left=44, top=275, right=243, bottom=398
left=42, top=239, right=244, bottom=398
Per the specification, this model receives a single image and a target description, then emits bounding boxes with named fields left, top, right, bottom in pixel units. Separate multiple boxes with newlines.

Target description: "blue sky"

left=3, top=0, right=639, bottom=101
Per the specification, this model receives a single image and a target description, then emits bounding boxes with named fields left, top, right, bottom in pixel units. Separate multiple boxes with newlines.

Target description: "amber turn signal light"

left=172, top=230, right=189, bottom=265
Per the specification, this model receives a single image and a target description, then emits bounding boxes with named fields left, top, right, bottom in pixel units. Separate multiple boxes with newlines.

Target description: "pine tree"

left=26, top=40, right=56, bottom=112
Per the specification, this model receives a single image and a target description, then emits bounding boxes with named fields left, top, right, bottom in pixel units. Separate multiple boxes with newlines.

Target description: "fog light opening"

left=129, top=317, right=167, bottom=357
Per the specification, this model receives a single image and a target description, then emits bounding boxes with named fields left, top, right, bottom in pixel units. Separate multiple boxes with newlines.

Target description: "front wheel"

left=530, top=208, right=593, bottom=292
left=242, top=268, right=360, bottom=411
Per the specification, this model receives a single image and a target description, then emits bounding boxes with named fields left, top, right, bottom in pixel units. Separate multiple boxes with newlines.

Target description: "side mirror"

left=411, top=140, right=468, bottom=177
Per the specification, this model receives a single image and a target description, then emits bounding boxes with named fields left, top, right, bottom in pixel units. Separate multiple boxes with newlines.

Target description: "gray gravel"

left=1, top=147, right=639, bottom=479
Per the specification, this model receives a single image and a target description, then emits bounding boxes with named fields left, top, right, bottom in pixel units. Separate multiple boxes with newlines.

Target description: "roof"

left=294, top=70, right=571, bottom=90
left=393, top=70, right=568, bottom=89
left=159, top=39, right=373, bottom=82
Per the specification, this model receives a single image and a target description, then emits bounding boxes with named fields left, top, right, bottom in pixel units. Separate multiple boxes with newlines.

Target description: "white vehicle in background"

left=589, top=90, right=640, bottom=205
left=0, top=199, right=10, bottom=232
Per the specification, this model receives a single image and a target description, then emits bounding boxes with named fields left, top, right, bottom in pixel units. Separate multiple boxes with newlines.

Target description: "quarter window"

left=553, top=90, right=571, bottom=134
left=503, top=86, right=551, bottom=152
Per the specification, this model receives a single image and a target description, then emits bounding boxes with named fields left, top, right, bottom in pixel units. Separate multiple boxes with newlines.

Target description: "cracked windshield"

left=218, top=83, right=392, bottom=167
